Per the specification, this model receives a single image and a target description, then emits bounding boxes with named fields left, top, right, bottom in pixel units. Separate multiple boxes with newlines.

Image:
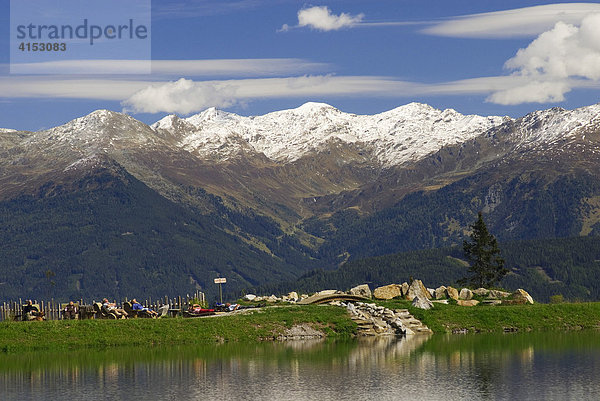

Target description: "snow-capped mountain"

left=3, top=101, right=600, bottom=302
left=153, top=102, right=510, bottom=167
left=2, top=101, right=600, bottom=221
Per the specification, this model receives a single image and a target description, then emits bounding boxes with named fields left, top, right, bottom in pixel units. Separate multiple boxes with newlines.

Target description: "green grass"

left=0, top=305, right=356, bottom=353
left=377, top=300, right=600, bottom=333
left=4, top=301, right=600, bottom=353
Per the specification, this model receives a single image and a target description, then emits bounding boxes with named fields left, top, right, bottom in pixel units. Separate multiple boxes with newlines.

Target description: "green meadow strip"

left=0, top=305, right=356, bottom=353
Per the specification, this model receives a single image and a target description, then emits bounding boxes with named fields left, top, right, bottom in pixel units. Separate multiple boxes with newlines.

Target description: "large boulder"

left=412, top=296, right=434, bottom=310
left=457, top=299, right=480, bottom=307
left=401, top=282, right=409, bottom=297
left=481, top=299, right=502, bottom=306
left=459, top=288, right=473, bottom=300
left=349, top=284, right=372, bottom=299
left=317, top=290, right=339, bottom=296
left=243, top=294, right=257, bottom=301
left=406, top=280, right=432, bottom=301
left=506, top=289, right=534, bottom=305
left=373, top=284, right=403, bottom=300
left=285, top=292, right=299, bottom=302
left=473, top=288, right=490, bottom=297
left=435, top=286, right=447, bottom=300
left=446, top=286, right=459, bottom=300
left=488, top=289, right=511, bottom=299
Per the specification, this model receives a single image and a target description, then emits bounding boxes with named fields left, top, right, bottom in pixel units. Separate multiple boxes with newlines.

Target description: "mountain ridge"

left=153, top=101, right=510, bottom=167
left=3, top=101, right=600, bottom=300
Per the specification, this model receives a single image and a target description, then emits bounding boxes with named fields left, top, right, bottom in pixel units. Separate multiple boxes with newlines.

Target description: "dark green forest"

left=250, top=236, right=600, bottom=303
left=304, top=172, right=600, bottom=264
left=0, top=168, right=319, bottom=302
left=3, top=164, right=600, bottom=304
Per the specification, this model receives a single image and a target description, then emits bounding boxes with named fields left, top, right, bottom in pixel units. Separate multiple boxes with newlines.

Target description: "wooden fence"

left=0, top=291, right=206, bottom=321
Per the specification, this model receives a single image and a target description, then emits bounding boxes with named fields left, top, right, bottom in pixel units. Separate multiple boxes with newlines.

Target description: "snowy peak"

left=186, top=107, right=240, bottom=126
left=290, top=102, right=341, bottom=114
left=26, top=109, right=163, bottom=161
left=154, top=102, right=510, bottom=166
left=151, top=114, right=196, bottom=135
left=53, top=109, right=143, bottom=135
left=515, top=103, right=600, bottom=144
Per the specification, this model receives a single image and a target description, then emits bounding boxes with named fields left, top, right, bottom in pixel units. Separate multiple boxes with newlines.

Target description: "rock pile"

left=242, top=292, right=309, bottom=303
left=367, top=280, right=534, bottom=308
left=243, top=281, right=534, bottom=309
left=346, top=302, right=432, bottom=336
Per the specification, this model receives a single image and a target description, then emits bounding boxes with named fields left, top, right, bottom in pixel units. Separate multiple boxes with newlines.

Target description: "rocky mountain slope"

left=153, top=102, right=508, bottom=166
left=2, top=102, right=600, bottom=300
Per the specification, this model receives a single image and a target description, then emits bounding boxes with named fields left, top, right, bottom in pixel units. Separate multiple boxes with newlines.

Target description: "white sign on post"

left=214, top=278, right=227, bottom=284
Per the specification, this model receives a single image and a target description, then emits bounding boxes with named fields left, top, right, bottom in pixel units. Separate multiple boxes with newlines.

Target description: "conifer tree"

left=462, top=212, right=507, bottom=288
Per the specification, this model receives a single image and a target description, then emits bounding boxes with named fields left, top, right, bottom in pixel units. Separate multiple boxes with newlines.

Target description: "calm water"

left=1, top=332, right=600, bottom=400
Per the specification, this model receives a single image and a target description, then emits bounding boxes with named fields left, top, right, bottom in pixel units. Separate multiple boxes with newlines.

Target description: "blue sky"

left=1, top=0, right=600, bottom=130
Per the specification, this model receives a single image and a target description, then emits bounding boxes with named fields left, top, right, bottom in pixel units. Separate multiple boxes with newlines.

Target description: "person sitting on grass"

left=62, top=301, right=78, bottom=320
left=102, top=298, right=128, bottom=318
left=131, top=299, right=158, bottom=318
left=23, top=300, right=45, bottom=321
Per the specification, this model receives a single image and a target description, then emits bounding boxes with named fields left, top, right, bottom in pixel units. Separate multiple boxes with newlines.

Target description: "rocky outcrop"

left=406, top=280, right=431, bottom=301
left=245, top=281, right=534, bottom=311
left=373, top=284, right=403, bottom=300
left=346, top=302, right=432, bottom=336
left=284, top=292, right=299, bottom=302
left=505, top=289, right=534, bottom=305
left=349, top=284, right=372, bottom=299
left=412, top=296, right=434, bottom=310
left=489, top=290, right=511, bottom=299
left=317, top=290, right=341, bottom=296
left=457, top=299, right=480, bottom=307
left=277, top=324, right=325, bottom=340
left=401, top=282, right=409, bottom=297
left=446, top=286, right=459, bottom=300
left=434, top=286, right=447, bottom=299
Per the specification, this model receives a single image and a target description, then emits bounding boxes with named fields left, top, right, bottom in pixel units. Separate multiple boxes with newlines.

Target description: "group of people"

left=20, top=298, right=208, bottom=321
left=22, top=299, right=164, bottom=321
left=22, top=300, right=45, bottom=321
left=102, top=298, right=167, bottom=318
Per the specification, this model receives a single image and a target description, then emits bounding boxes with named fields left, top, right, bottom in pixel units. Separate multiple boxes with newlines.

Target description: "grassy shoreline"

left=0, top=305, right=356, bottom=352
left=2, top=302, right=600, bottom=352
left=378, top=300, right=600, bottom=334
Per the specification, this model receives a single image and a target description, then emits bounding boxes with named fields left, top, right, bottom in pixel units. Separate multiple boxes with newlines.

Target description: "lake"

left=1, top=331, right=599, bottom=400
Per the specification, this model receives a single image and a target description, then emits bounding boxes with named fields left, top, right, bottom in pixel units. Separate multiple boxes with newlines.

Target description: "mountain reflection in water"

left=1, top=332, right=599, bottom=401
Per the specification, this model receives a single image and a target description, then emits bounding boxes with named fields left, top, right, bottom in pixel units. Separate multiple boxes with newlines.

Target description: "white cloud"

left=283, top=6, right=364, bottom=32
left=0, top=77, right=151, bottom=100
left=151, top=58, right=328, bottom=76
left=505, top=15, right=600, bottom=80
left=2, top=73, right=596, bottom=114
left=121, top=76, right=416, bottom=114
left=423, top=3, right=600, bottom=38
left=122, top=78, right=238, bottom=114
left=487, top=81, right=571, bottom=105
left=488, top=13, right=600, bottom=105
left=9, top=59, right=327, bottom=76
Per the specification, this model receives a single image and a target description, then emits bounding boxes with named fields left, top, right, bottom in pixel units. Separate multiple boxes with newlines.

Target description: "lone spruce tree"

left=462, top=212, right=507, bottom=288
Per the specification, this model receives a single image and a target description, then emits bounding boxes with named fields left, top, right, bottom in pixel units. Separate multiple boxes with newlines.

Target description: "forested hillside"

left=0, top=167, right=319, bottom=301
left=306, top=171, right=600, bottom=264
left=251, top=236, right=600, bottom=303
